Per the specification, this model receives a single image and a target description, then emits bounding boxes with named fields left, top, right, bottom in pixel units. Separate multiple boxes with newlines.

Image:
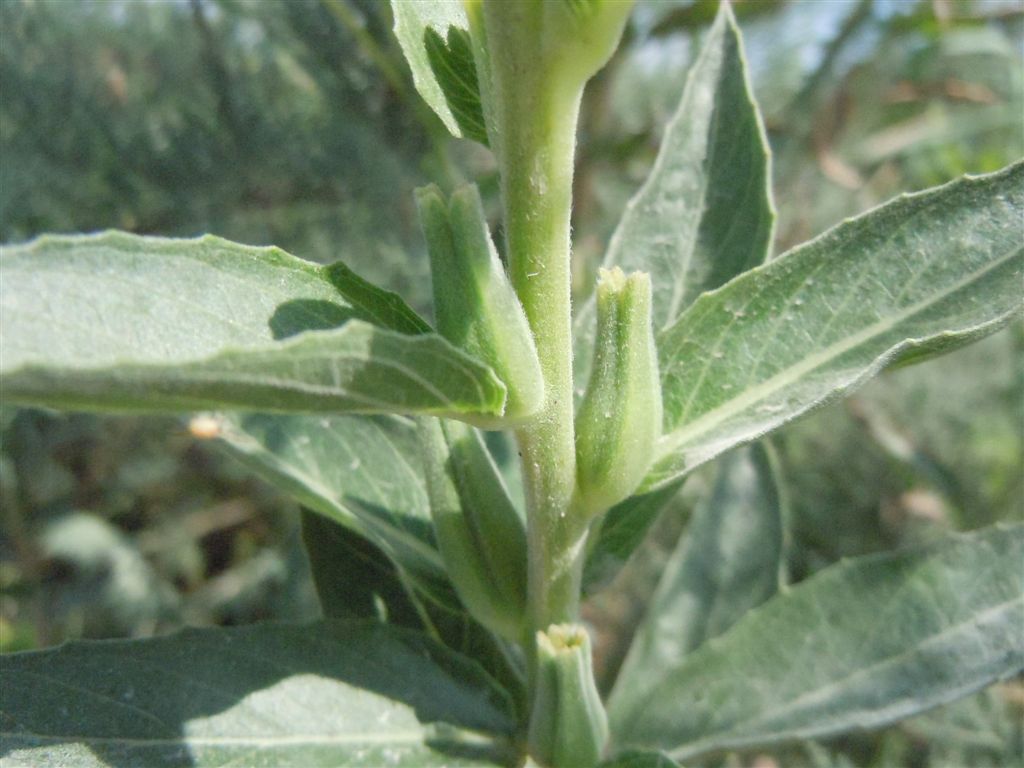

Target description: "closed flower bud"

left=528, top=623, right=608, bottom=768
left=419, top=418, right=527, bottom=640
left=575, top=267, right=662, bottom=515
left=416, top=183, right=544, bottom=427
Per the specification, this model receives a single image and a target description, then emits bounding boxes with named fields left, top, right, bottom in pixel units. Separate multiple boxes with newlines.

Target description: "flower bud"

left=416, top=183, right=543, bottom=427
left=574, top=267, right=662, bottom=515
left=419, top=418, right=527, bottom=640
left=528, top=623, right=608, bottom=768
left=545, top=0, right=634, bottom=88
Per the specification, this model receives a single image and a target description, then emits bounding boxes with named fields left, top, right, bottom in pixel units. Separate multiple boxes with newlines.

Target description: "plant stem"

left=482, top=4, right=586, bottom=635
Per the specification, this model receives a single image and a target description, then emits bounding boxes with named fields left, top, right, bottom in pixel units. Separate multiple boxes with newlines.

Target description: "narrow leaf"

left=609, top=524, right=1024, bottom=760
left=575, top=3, right=773, bottom=389
left=212, top=412, right=527, bottom=702
left=0, top=232, right=505, bottom=420
left=214, top=412, right=443, bottom=585
left=610, top=443, right=787, bottom=715
left=392, top=0, right=487, bottom=144
left=0, top=621, right=516, bottom=767
left=648, top=162, right=1024, bottom=491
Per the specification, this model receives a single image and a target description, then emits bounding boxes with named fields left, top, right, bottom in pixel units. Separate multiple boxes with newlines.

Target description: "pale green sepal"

left=575, top=268, right=662, bottom=515
left=418, top=418, right=527, bottom=640
left=416, top=183, right=544, bottom=426
left=528, top=624, right=609, bottom=768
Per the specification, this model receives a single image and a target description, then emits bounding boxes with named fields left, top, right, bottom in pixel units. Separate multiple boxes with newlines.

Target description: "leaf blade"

left=0, top=620, right=516, bottom=767
left=609, top=524, right=1024, bottom=759
left=391, top=0, right=487, bottom=144
left=0, top=232, right=506, bottom=419
left=648, top=162, right=1024, bottom=491
left=574, top=3, right=774, bottom=388
left=214, top=412, right=443, bottom=583
left=609, top=443, right=787, bottom=713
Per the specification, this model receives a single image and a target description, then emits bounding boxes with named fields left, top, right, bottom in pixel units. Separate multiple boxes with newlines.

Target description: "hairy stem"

left=482, top=4, right=586, bottom=635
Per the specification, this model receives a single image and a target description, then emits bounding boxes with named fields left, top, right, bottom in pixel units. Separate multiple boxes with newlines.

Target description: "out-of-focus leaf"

left=391, top=0, right=486, bottom=144
left=583, top=481, right=685, bottom=592
left=601, top=752, right=682, bottom=768
left=610, top=443, right=787, bottom=712
left=575, top=3, right=774, bottom=392
left=0, top=232, right=507, bottom=420
left=0, top=620, right=517, bottom=767
left=609, top=524, right=1024, bottom=759
left=647, top=162, right=1024, bottom=491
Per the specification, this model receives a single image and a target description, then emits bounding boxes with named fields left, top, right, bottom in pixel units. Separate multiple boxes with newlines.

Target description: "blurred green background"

left=1, top=1, right=1021, bottom=766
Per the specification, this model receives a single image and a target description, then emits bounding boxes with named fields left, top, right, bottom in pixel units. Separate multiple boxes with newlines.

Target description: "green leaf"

left=575, top=3, right=773, bottom=390
left=213, top=412, right=528, bottom=704
left=609, top=524, right=1024, bottom=760
left=647, top=161, right=1024, bottom=491
left=300, top=508, right=423, bottom=625
left=214, top=412, right=443, bottom=585
left=0, top=620, right=517, bottom=767
left=610, top=443, right=787, bottom=715
left=583, top=481, right=685, bottom=592
left=601, top=752, right=682, bottom=768
left=392, top=0, right=487, bottom=144
left=0, top=232, right=506, bottom=420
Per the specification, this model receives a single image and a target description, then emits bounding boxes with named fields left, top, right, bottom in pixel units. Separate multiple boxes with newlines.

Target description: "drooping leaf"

left=647, top=161, right=1024, bottom=491
left=0, top=232, right=506, bottom=420
left=392, top=0, right=487, bottom=144
left=213, top=412, right=527, bottom=704
left=609, top=524, right=1024, bottom=760
left=609, top=443, right=787, bottom=714
left=575, top=2, right=774, bottom=391
left=214, top=412, right=442, bottom=585
left=0, top=620, right=518, bottom=767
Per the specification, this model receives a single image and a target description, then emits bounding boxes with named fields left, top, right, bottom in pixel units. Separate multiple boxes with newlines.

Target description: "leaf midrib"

left=656, top=243, right=1021, bottom=463
left=0, top=731, right=441, bottom=748
left=668, top=592, right=1023, bottom=759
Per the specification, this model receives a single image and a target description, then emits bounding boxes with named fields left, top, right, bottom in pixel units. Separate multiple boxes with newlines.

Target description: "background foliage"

left=1, top=1, right=1021, bottom=766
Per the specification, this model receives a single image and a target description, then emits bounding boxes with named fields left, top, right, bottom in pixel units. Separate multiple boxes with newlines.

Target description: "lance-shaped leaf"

left=610, top=443, right=787, bottom=715
left=609, top=524, right=1024, bottom=760
left=392, top=0, right=487, bottom=144
left=211, top=412, right=526, bottom=702
left=574, top=2, right=774, bottom=390
left=0, top=620, right=517, bottom=767
left=213, top=412, right=443, bottom=586
left=0, top=232, right=506, bottom=420
left=647, top=161, right=1024, bottom=491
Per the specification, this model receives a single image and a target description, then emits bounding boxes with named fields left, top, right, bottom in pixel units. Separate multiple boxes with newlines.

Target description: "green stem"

left=482, top=4, right=587, bottom=635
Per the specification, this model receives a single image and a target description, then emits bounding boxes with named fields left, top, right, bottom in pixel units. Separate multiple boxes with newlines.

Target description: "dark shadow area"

left=300, top=508, right=423, bottom=627
left=268, top=299, right=365, bottom=341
